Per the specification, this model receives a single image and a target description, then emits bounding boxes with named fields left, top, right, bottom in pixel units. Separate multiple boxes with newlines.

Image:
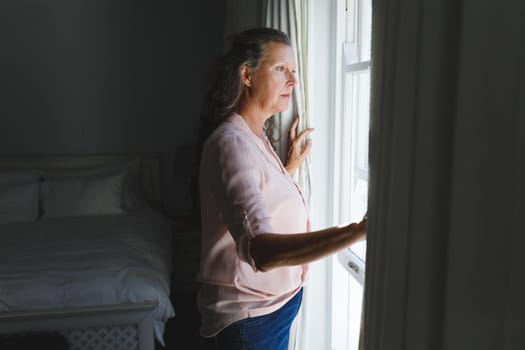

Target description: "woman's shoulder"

left=205, top=121, right=251, bottom=149
left=201, top=123, right=259, bottom=172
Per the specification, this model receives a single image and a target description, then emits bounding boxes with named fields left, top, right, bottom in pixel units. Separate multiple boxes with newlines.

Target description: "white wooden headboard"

left=0, top=153, right=164, bottom=212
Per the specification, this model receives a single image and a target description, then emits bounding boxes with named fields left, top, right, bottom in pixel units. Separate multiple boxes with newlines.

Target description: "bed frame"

left=0, top=302, right=157, bottom=350
left=0, top=153, right=167, bottom=350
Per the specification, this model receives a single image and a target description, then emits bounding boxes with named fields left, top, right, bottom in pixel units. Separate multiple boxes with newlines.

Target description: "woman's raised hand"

left=284, top=117, right=314, bottom=175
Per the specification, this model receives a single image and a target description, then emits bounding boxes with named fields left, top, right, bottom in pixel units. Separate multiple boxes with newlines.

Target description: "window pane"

left=355, top=72, right=370, bottom=170
left=332, top=254, right=364, bottom=350
left=359, top=0, right=372, bottom=62
left=347, top=275, right=364, bottom=349
left=343, top=69, right=369, bottom=262
left=346, top=0, right=356, bottom=44
left=332, top=1, right=372, bottom=349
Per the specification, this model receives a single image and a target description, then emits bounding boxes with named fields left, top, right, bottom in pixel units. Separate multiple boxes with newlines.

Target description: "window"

left=331, top=0, right=371, bottom=349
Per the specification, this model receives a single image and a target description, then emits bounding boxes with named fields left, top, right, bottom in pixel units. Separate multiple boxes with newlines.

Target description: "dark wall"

left=153, top=0, right=226, bottom=150
left=0, top=0, right=226, bottom=216
left=0, top=0, right=225, bottom=153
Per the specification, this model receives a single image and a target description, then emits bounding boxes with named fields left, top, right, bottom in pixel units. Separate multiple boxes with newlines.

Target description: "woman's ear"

left=240, top=64, right=252, bottom=87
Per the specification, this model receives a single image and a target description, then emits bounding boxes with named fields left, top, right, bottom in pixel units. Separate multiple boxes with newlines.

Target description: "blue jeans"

left=215, top=288, right=303, bottom=350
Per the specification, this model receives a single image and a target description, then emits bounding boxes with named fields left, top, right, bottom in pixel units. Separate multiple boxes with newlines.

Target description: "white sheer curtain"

left=364, top=0, right=525, bottom=349
left=262, top=0, right=311, bottom=202
left=262, top=1, right=313, bottom=349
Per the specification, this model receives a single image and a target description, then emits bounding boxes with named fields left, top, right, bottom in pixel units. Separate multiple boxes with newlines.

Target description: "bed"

left=0, top=154, right=175, bottom=350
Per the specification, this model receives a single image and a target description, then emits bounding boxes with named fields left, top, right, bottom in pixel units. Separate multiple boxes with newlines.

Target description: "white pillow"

left=40, top=160, right=148, bottom=218
left=0, top=182, right=40, bottom=223
left=40, top=170, right=128, bottom=218
left=0, top=170, right=40, bottom=185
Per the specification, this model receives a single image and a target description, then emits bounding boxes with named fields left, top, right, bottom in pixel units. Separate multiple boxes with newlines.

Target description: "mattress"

left=0, top=207, right=175, bottom=343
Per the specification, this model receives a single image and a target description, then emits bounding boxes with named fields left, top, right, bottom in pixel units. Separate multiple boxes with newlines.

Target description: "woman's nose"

left=288, top=71, right=297, bottom=86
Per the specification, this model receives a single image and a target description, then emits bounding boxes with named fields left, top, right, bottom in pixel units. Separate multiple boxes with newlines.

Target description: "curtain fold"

left=261, top=2, right=311, bottom=349
left=262, top=0, right=311, bottom=203
left=364, top=0, right=525, bottom=349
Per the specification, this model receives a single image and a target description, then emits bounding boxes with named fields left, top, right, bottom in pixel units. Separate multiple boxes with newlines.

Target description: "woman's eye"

left=276, top=66, right=285, bottom=71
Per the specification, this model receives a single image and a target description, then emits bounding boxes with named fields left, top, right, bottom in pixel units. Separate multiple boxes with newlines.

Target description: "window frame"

left=334, top=0, right=371, bottom=284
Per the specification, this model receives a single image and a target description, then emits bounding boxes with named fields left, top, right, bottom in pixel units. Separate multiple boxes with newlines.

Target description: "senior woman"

left=197, top=27, right=367, bottom=350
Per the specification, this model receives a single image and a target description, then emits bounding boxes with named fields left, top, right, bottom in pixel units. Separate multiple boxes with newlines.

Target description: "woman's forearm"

left=249, top=220, right=367, bottom=271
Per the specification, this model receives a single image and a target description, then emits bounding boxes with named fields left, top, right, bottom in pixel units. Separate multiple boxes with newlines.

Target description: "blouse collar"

left=226, top=113, right=287, bottom=174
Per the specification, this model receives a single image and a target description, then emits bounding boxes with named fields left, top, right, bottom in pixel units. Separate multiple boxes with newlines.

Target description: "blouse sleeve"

left=214, top=132, right=273, bottom=268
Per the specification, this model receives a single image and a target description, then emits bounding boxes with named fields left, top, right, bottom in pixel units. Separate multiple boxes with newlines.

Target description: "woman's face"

left=245, top=42, right=297, bottom=116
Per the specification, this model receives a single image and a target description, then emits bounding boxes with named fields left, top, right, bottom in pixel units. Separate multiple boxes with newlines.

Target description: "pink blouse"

left=197, top=113, right=310, bottom=337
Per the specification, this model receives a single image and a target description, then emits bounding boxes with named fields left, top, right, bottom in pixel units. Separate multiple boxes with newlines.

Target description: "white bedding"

left=0, top=208, right=175, bottom=343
